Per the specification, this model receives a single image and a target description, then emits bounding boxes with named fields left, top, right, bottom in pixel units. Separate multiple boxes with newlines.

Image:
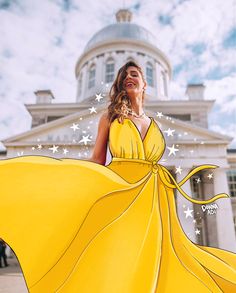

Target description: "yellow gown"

left=0, top=117, right=236, bottom=292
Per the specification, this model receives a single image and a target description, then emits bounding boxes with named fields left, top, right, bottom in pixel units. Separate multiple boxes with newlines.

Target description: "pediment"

left=2, top=107, right=232, bottom=146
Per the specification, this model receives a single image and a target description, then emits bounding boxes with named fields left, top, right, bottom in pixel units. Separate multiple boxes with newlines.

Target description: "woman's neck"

left=129, top=96, right=143, bottom=116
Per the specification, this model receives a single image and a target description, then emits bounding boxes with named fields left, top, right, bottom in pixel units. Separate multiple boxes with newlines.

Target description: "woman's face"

left=122, top=66, right=146, bottom=98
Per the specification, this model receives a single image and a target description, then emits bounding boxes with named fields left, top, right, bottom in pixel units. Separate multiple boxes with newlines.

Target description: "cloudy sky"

left=0, top=0, right=235, bottom=149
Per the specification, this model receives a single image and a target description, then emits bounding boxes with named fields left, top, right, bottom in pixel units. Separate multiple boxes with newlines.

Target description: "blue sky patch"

left=223, top=27, right=236, bottom=48
left=186, top=42, right=206, bottom=55
left=158, top=14, right=172, bottom=25
left=0, top=0, right=11, bottom=10
left=133, top=2, right=141, bottom=11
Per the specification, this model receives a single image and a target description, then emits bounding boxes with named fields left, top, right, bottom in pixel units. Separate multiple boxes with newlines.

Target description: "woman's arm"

left=88, top=112, right=110, bottom=166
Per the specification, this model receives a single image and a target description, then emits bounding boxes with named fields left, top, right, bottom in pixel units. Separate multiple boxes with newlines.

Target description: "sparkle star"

left=196, top=178, right=201, bottom=183
left=37, top=144, right=42, bottom=150
left=89, top=106, right=97, bottom=114
left=175, top=166, right=183, bottom=174
left=70, top=123, right=79, bottom=132
left=95, top=93, right=104, bottom=102
left=184, top=207, right=194, bottom=219
left=195, top=229, right=201, bottom=235
left=207, top=173, right=213, bottom=179
left=164, top=128, right=175, bottom=137
left=49, top=145, right=59, bottom=154
left=167, top=144, right=179, bottom=156
left=79, top=135, right=92, bottom=145
left=156, top=112, right=163, bottom=119
left=63, top=148, right=69, bottom=155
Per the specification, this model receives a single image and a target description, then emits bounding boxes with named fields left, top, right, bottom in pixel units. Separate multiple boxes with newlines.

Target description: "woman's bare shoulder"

left=99, top=111, right=110, bottom=128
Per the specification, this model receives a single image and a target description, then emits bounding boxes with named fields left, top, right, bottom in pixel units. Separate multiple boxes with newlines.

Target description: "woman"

left=89, top=61, right=149, bottom=166
left=0, top=61, right=236, bottom=292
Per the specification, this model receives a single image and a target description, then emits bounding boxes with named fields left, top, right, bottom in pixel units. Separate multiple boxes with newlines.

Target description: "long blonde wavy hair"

left=107, top=61, right=146, bottom=124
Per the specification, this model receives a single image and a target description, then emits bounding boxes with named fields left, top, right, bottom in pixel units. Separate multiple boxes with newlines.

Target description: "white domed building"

left=2, top=9, right=236, bottom=252
left=75, top=9, right=171, bottom=103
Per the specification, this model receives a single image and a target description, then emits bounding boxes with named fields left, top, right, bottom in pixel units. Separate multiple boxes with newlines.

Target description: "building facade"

left=2, top=9, right=236, bottom=252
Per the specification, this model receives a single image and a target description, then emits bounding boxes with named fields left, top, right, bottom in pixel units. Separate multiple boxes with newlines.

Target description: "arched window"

left=105, top=58, right=115, bottom=83
left=88, top=64, right=96, bottom=89
left=146, top=62, right=154, bottom=87
left=78, top=73, right=83, bottom=96
left=160, top=70, right=167, bottom=96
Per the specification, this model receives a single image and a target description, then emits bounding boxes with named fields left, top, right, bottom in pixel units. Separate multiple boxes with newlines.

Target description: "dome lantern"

left=116, top=9, right=132, bottom=23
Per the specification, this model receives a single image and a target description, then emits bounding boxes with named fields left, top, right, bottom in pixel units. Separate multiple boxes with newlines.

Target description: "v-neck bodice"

left=109, top=117, right=166, bottom=162
left=124, top=117, right=153, bottom=142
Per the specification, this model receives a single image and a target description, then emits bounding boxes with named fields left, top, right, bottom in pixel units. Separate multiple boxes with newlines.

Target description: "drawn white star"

left=63, top=148, right=69, bottom=155
left=37, top=144, right=42, bottom=150
left=184, top=207, right=194, bottom=218
left=175, top=166, right=183, bottom=174
left=156, top=112, right=163, bottom=119
left=207, top=173, right=213, bottom=179
left=32, top=147, right=35, bottom=150
left=193, top=219, right=197, bottom=223
left=95, top=93, right=104, bottom=102
left=70, top=123, right=79, bottom=132
left=89, top=107, right=97, bottom=114
left=167, top=144, right=179, bottom=156
left=195, top=229, right=201, bottom=235
left=49, top=145, right=59, bottom=154
left=164, top=128, right=175, bottom=137
left=79, top=135, right=92, bottom=145
left=196, top=178, right=201, bottom=183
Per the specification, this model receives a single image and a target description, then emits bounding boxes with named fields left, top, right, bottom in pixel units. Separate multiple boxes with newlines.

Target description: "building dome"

left=75, top=9, right=172, bottom=103
left=84, top=22, right=158, bottom=51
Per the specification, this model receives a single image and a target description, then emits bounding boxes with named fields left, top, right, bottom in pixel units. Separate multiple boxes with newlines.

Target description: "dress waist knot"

left=111, top=157, right=229, bottom=205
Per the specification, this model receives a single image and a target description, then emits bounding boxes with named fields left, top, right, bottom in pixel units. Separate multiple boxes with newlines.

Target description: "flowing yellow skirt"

left=0, top=156, right=236, bottom=292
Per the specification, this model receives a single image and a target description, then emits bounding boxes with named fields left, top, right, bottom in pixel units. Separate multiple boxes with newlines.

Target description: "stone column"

left=213, top=168, right=236, bottom=252
left=96, top=55, right=104, bottom=91
left=202, top=171, right=218, bottom=247
left=156, top=62, right=161, bottom=100
left=176, top=168, right=196, bottom=242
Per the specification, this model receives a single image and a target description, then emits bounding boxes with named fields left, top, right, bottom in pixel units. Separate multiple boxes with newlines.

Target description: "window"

left=190, top=174, right=204, bottom=199
left=78, top=73, right=83, bottom=96
left=105, top=59, right=114, bottom=83
left=88, top=64, right=96, bottom=89
left=47, top=116, right=63, bottom=122
left=166, top=114, right=191, bottom=121
left=146, top=62, right=154, bottom=87
left=227, top=169, right=236, bottom=197
left=160, top=70, right=167, bottom=96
